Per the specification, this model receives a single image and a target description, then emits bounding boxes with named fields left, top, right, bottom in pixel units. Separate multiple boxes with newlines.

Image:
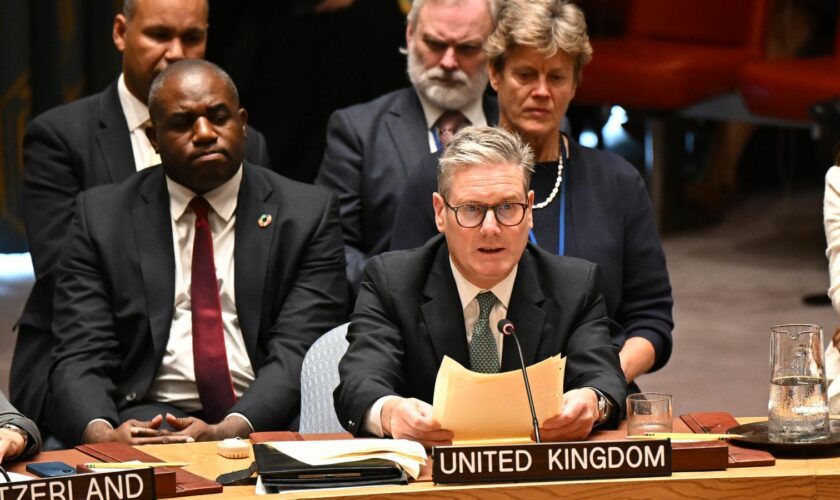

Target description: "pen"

left=85, top=462, right=189, bottom=469
left=628, top=433, right=744, bottom=440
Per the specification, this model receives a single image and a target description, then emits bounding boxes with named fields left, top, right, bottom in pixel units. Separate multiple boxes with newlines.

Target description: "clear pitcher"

left=768, top=324, right=830, bottom=443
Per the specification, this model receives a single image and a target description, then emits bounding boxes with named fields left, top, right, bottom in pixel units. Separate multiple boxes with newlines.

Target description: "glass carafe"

left=768, top=324, right=830, bottom=443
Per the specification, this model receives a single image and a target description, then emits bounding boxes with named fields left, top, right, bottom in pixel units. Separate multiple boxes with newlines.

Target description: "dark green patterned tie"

left=470, top=291, right=499, bottom=373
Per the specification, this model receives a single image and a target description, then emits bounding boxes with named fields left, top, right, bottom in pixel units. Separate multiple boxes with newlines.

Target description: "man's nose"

left=165, top=39, right=186, bottom=61
left=192, top=117, right=216, bottom=142
left=439, top=46, right=458, bottom=72
left=479, top=208, right=501, bottom=236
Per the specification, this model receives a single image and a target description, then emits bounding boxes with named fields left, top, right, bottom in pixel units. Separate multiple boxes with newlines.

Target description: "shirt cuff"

left=363, top=396, right=400, bottom=437
left=226, top=413, right=254, bottom=433
left=86, top=418, right=115, bottom=431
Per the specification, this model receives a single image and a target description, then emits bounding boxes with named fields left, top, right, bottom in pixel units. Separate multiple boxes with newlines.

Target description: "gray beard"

left=407, top=46, right=489, bottom=110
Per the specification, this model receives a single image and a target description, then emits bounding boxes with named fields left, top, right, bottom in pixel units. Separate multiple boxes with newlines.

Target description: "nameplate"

left=0, top=468, right=156, bottom=500
left=432, top=440, right=671, bottom=484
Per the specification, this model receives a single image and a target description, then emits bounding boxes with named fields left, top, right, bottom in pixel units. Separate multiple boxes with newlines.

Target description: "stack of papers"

left=432, top=354, right=565, bottom=443
left=267, top=439, right=427, bottom=479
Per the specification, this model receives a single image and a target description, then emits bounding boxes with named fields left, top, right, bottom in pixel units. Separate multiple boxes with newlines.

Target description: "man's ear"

left=145, top=123, right=158, bottom=152
left=239, top=108, right=248, bottom=136
left=113, top=14, right=128, bottom=52
left=433, top=192, right=446, bottom=234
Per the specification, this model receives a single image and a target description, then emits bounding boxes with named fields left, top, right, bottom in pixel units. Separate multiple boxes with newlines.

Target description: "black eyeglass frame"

left=443, top=200, right=530, bottom=228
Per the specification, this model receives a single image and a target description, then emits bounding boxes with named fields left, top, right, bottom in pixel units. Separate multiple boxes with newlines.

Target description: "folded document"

left=432, top=354, right=565, bottom=443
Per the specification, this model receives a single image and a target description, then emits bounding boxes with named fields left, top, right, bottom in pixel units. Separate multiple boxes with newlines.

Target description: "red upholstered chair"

left=576, top=0, right=770, bottom=109
left=739, top=14, right=840, bottom=122
left=574, top=0, right=770, bottom=228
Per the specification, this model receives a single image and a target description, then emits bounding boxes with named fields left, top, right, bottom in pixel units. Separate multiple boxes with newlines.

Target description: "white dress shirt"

left=416, top=93, right=487, bottom=153
left=145, top=166, right=256, bottom=423
left=117, top=73, right=161, bottom=170
left=823, top=166, right=840, bottom=410
left=363, top=261, right=517, bottom=436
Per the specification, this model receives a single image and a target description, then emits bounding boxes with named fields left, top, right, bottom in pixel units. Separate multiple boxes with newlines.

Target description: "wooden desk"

left=7, top=421, right=838, bottom=499
left=134, top=437, right=840, bottom=499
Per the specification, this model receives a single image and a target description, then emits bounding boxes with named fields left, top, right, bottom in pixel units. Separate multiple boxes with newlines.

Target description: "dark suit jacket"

left=334, top=235, right=626, bottom=436
left=389, top=139, right=674, bottom=375
left=314, top=87, right=498, bottom=291
left=49, top=163, right=347, bottom=445
left=11, top=80, right=271, bottom=424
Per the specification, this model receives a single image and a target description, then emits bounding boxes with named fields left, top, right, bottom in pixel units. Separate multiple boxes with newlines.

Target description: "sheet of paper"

left=432, top=354, right=565, bottom=443
left=267, top=439, right=426, bottom=479
left=0, top=472, right=32, bottom=483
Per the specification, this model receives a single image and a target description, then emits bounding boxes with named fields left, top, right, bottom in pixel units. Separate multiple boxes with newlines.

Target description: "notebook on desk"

left=253, top=443, right=407, bottom=492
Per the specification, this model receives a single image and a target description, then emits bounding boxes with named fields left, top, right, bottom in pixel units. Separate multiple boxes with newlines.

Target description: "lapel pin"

left=258, top=214, right=272, bottom=228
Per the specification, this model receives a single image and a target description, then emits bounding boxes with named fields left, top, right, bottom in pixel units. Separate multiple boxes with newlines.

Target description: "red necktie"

left=189, top=197, right=237, bottom=423
left=435, top=110, right=468, bottom=147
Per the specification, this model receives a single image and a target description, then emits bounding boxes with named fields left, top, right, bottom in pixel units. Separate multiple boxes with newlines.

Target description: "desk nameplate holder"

left=432, top=440, right=671, bottom=484
left=0, top=468, right=156, bottom=500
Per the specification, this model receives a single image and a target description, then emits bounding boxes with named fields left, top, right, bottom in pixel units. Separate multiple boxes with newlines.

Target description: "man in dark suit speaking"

left=335, top=127, right=626, bottom=448
left=12, top=0, right=273, bottom=433
left=50, top=60, right=347, bottom=446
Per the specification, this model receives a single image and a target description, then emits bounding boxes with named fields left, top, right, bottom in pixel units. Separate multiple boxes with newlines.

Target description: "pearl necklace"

left=533, top=133, right=567, bottom=210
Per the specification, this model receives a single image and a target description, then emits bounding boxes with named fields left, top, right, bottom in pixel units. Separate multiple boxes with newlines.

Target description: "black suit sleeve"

left=390, top=152, right=440, bottom=251
left=231, top=192, right=348, bottom=431
left=22, top=117, right=86, bottom=306
left=315, top=109, right=369, bottom=290
left=334, top=255, right=406, bottom=436
left=0, top=391, right=42, bottom=461
left=50, top=191, right=125, bottom=445
left=562, top=264, right=627, bottom=423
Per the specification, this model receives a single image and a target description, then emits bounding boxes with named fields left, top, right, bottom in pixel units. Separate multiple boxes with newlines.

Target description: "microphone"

left=498, top=319, right=541, bottom=443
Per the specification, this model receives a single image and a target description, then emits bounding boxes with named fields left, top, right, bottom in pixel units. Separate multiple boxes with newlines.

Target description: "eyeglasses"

left=444, top=200, right=530, bottom=228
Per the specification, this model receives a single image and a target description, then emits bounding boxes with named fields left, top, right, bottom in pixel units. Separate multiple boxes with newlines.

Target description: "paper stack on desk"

left=267, top=439, right=427, bottom=480
left=432, top=354, right=565, bottom=443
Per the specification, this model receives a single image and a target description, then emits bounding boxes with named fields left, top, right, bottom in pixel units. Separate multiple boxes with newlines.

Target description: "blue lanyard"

left=528, top=180, right=566, bottom=255
left=528, top=134, right=568, bottom=256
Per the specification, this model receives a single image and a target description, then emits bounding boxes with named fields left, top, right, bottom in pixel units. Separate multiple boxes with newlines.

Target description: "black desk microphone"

left=498, top=319, right=541, bottom=443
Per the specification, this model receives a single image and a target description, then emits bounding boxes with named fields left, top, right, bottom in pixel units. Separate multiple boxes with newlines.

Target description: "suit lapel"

left=501, top=250, right=547, bottom=371
left=132, top=168, right=176, bottom=358
left=234, top=164, right=276, bottom=359
left=421, top=242, right=470, bottom=367
left=95, top=82, right=137, bottom=183
left=384, top=89, right=428, bottom=178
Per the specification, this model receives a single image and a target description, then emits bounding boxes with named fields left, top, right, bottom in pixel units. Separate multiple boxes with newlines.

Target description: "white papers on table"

left=267, top=438, right=426, bottom=480
left=0, top=472, right=32, bottom=483
left=432, top=354, right=565, bottom=444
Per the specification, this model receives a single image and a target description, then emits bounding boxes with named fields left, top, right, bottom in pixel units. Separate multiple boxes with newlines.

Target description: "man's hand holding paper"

left=382, top=398, right=453, bottom=449
left=538, top=388, right=600, bottom=441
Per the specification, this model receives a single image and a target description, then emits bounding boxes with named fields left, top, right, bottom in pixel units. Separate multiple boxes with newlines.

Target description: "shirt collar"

left=415, top=90, right=487, bottom=130
left=449, top=256, right=517, bottom=310
left=117, top=73, right=151, bottom=132
left=167, top=165, right=243, bottom=223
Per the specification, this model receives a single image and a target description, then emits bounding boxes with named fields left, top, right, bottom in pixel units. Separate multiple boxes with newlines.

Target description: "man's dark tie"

left=470, top=291, right=500, bottom=373
left=189, top=196, right=237, bottom=423
left=435, top=110, right=468, bottom=147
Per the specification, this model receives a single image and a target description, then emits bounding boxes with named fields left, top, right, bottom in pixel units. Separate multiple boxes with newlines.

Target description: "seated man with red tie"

left=49, top=59, right=347, bottom=446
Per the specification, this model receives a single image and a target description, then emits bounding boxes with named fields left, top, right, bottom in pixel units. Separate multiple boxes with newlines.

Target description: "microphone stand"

left=498, top=319, right=541, bottom=443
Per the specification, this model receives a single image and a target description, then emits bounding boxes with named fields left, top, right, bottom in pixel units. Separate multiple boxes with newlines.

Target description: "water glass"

left=626, top=393, right=673, bottom=437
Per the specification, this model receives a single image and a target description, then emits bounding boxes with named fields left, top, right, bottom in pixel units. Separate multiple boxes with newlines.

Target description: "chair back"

left=628, top=0, right=768, bottom=51
left=299, top=322, right=350, bottom=434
